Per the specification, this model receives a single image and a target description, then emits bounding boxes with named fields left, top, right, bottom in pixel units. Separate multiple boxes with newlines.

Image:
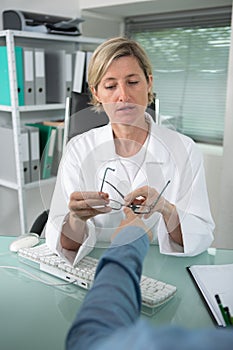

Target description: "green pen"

left=215, top=294, right=231, bottom=326
left=224, top=306, right=233, bottom=326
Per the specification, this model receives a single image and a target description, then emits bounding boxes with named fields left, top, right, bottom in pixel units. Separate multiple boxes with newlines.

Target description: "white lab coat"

left=45, top=114, right=214, bottom=265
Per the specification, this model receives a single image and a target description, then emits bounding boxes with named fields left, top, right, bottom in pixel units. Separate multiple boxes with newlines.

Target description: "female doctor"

left=45, top=37, right=214, bottom=265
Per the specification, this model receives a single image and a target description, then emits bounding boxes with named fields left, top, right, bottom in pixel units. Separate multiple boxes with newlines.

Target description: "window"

left=125, top=7, right=232, bottom=144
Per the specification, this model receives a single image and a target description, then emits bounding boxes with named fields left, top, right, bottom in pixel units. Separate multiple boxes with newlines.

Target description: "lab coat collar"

left=94, top=113, right=169, bottom=165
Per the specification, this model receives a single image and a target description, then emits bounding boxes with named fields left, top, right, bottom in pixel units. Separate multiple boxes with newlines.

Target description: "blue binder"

left=0, top=46, right=24, bottom=106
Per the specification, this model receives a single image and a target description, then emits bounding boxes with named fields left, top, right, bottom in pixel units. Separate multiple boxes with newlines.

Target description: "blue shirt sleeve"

left=95, top=320, right=233, bottom=350
left=66, top=226, right=233, bottom=350
left=66, top=226, right=149, bottom=350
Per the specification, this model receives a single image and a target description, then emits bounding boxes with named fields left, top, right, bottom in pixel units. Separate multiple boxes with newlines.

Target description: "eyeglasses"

left=100, top=168, right=171, bottom=214
left=104, top=179, right=152, bottom=214
left=100, top=167, right=151, bottom=214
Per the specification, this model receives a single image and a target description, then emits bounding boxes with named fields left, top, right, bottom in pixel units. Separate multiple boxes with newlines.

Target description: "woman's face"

left=92, top=56, right=153, bottom=126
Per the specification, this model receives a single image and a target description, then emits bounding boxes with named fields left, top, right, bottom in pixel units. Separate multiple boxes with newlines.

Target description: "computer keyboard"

left=18, top=243, right=177, bottom=316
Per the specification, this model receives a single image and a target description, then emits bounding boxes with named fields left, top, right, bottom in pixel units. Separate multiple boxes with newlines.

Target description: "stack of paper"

left=188, top=264, right=233, bottom=326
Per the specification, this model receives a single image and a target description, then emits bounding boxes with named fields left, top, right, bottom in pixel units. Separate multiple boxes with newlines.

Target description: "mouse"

left=9, top=233, right=40, bottom=252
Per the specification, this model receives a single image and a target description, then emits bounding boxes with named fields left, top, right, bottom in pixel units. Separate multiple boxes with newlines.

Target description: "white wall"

left=81, top=12, right=123, bottom=39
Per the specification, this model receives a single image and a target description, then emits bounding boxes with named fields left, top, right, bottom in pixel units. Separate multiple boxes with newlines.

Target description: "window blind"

left=125, top=6, right=232, bottom=144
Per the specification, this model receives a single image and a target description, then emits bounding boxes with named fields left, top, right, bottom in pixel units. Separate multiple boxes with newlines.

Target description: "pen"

left=150, top=180, right=171, bottom=209
left=224, top=306, right=233, bottom=326
left=215, top=294, right=231, bottom=326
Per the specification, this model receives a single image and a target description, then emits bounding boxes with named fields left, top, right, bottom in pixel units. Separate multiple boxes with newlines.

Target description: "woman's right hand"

left=61, top=191, right=112, bottom=251
left=69, top=191, right=112, bottom=221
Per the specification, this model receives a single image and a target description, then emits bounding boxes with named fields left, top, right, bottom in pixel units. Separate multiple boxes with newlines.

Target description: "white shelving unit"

left=0, top=29, right=103, bottom=235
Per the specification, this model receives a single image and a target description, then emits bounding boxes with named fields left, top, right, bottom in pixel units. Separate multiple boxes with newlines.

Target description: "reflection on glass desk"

left=1, top=236, right=233, bottom=350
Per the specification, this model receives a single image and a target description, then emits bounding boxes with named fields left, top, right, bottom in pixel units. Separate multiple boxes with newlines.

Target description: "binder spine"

left=23, top=48, right=35, bottom=105
left=0, top=46, right=24, bottom=106
left=34, top=48, right=46, bottom=105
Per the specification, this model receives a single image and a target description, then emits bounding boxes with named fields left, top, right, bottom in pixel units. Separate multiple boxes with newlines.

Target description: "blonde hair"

left=88, top=36, right=154, bottom=111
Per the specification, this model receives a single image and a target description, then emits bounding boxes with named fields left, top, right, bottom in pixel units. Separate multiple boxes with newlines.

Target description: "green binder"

left=0, top=46, right=24, bottom=106
left=26, top=123, right=57, bottom=179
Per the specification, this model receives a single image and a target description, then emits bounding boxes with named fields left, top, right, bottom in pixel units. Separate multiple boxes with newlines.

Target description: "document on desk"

left=187, top=264, right=233, bottom=327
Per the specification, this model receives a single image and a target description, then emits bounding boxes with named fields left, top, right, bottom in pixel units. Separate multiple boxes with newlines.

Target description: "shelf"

left=19, top=104, right=65, bottom=112
left=24, top=176, right=57, bottom=189
left=0, top=30, right=104, bottom=45
left=0, top=103, right=66, bottom=112
left=0, top=176, right=56, bottom=190
left=0, top=105, right=13, bottom=112
left=0, top=179, right=19, bottom=190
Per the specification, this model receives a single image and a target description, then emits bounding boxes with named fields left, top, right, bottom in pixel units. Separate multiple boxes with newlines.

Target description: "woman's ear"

left=90, top=86, right=100, bottom=103
left=148, top=75, right=153, bottom=92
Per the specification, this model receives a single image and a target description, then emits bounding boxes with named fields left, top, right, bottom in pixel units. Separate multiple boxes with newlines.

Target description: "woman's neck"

left=112, top=121, right=149, bottom=157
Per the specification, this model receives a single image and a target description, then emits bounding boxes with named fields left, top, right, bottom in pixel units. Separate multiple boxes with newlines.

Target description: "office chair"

left=30, top=92, right=157, bottom=236
left=63, top=91, right=109, bottom=144
left=29, top=210, right=49, bottom=236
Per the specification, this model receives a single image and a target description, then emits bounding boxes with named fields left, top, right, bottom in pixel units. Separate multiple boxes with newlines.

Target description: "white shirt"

left=45, top=114, right=214, bottom=265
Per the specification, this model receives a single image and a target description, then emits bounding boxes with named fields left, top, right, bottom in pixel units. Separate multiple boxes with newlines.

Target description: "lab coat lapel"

left=133, top=121, right=169, bottom=189
left=92, top=125, right=127, bottom=194
left=94, top=123, right=116, bottom=161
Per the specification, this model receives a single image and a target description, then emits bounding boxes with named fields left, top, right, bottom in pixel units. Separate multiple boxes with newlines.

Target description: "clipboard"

left=187, top=264, right=233, bottom=327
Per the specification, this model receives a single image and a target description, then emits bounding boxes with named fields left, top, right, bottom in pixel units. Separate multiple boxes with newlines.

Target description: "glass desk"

left=1, top=236, right=233, bottom=350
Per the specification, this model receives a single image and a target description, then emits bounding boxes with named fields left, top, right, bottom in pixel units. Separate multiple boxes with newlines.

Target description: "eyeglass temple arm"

left=100, top=167, right=115, bottom=192
left=104, top=180, right=125, bottom=200
left=150, top=180, right=171, bottom=209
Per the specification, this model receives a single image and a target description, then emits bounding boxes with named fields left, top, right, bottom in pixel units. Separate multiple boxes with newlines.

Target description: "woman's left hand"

left=125, top=185, right=183, bottom=246
left=124, top=185, right=166, bottom=219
